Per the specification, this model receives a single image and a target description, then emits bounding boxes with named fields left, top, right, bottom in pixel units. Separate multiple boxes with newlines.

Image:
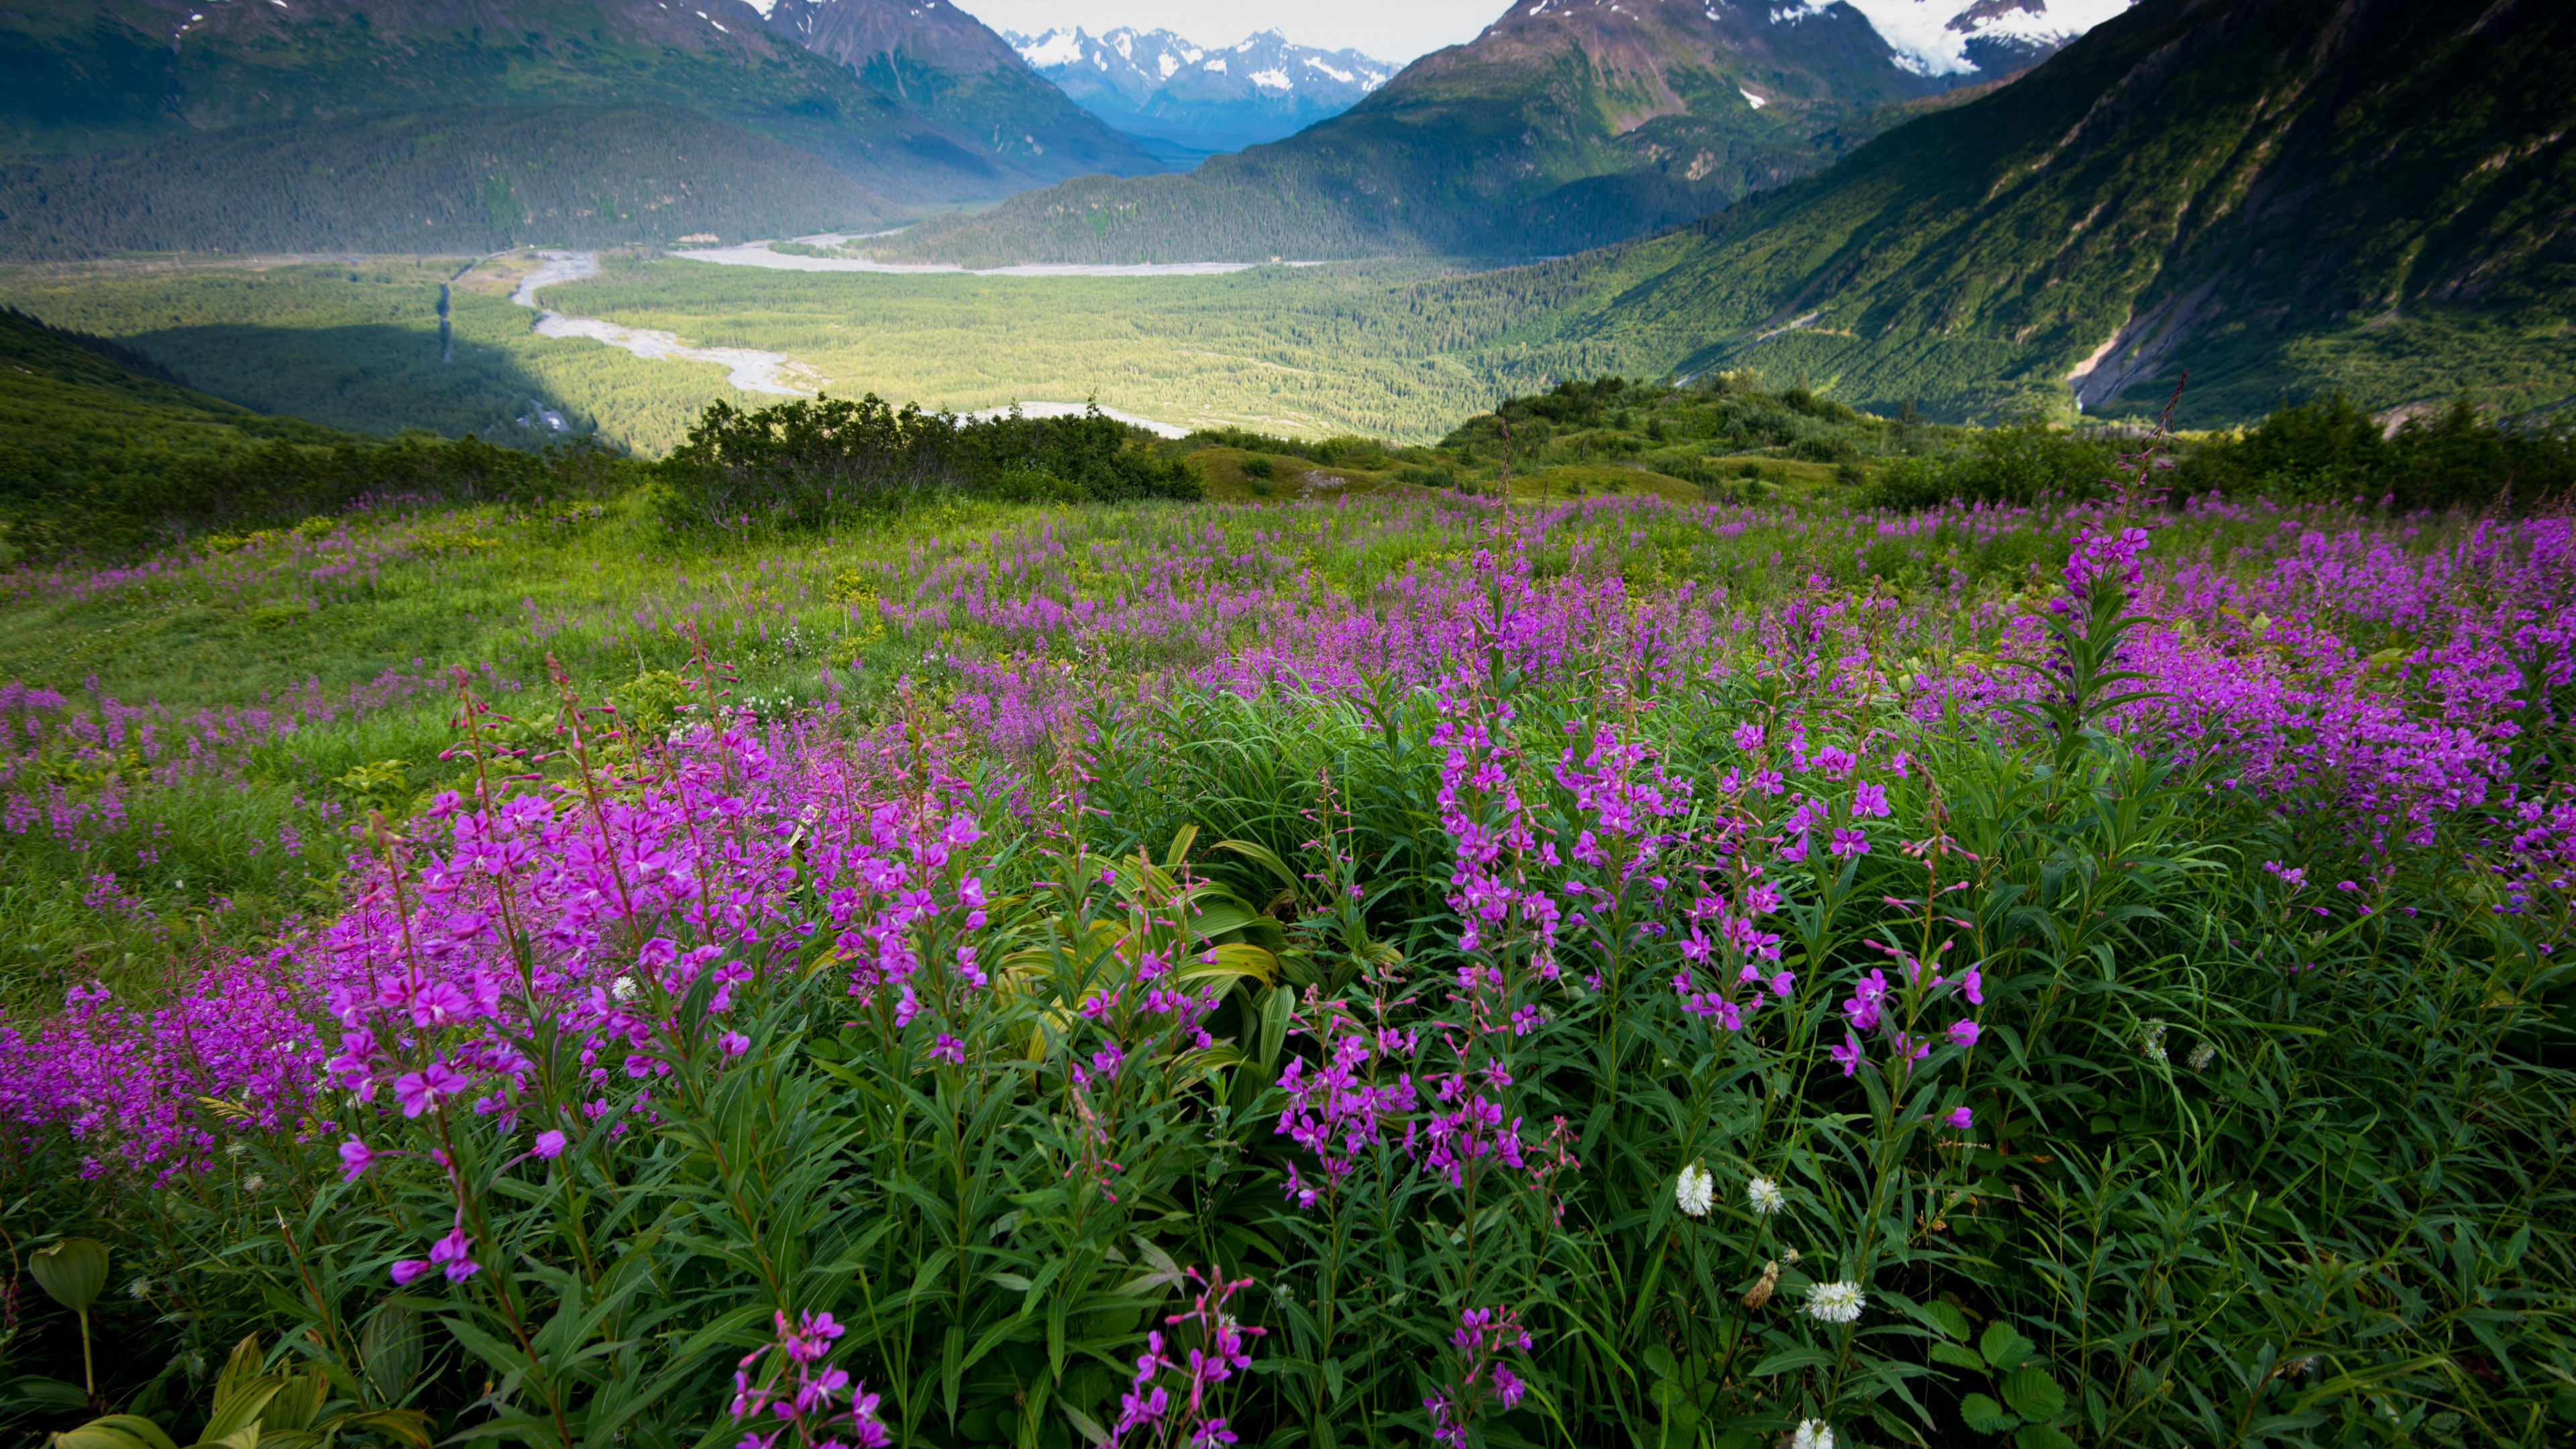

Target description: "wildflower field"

left=1, top=470, right=2571, bottom=1449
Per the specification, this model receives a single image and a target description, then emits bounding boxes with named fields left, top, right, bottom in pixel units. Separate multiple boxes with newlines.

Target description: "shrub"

left=659, top=397, right=1199, bottom=531
left=1860, top=423, right=2121, bottom=509
left=2172, top=392, right=2576, bottom=508
left=657, top=394, right=966, bottom=531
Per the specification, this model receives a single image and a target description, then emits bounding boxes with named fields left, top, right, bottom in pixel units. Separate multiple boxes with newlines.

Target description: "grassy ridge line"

left=0, top=304, right=374, bottom=520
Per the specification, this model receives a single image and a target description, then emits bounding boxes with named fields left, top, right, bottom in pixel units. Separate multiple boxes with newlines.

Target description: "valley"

left=0, top=3, right=2573, bottom=1447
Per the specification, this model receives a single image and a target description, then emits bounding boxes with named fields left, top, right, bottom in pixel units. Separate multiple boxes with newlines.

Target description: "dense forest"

left=0, top=106, right=891, bottom=258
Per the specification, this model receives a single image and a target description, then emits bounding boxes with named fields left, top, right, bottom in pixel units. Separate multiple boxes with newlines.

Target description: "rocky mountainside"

left=1507, top=0, right=2576, bottom=423
left=0, top=0, right=1161, bottom=254
left=871, top=0, right=2132, bottom=264
left=1008, top=26, right=1394, bottom=153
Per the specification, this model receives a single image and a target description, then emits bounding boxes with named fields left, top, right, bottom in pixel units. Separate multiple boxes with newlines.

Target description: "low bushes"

left=657, top=396, right=1200, bottom=531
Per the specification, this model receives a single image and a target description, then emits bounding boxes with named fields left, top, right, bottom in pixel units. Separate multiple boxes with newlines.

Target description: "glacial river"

left=667, top=236, right=1284, bottom=278
left=511, top=251, right=812, bottom=396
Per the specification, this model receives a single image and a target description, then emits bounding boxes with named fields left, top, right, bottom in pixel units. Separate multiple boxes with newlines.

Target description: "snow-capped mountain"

left=1811, top=0, right=2136, bottom=79
left=890, top=0, right=2143, bottom=265
left=1005, top=27, right=1395, bottom=153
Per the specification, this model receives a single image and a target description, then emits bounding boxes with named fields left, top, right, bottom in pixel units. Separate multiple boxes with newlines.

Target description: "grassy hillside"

left=0, top=303, right=655, bottom=557
left=1499, top=0, right=2576, bottom=423
left=0, top=303, right=356, bottom=475
left=0, top=105, right=891, bottom=256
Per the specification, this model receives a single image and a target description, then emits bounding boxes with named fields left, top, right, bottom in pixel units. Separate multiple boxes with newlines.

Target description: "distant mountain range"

left=869, top=0, right=2133, bottom=265
left=0, top=0, right=1162, bottom=254
left=1005, top=27, right=1395, bottom=156
left=1472, top=0, right=2576, bottom=423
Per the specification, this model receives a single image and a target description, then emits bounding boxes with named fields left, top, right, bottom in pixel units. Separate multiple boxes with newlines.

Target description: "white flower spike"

left=1804, top=1279, right=1865, bottom=1325
left=1676, top=1163, right=1715, bottom=1217
left=1747, top=1176, right=1786, bottom=1216
left=1790, top=1421, right=1835, bottom=1449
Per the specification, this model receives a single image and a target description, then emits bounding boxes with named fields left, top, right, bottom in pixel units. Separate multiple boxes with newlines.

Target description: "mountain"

left=869, top=0, right=2133, bottom=265
left=0, top=0, right=1162, bottom=255
left=1006, top=27, right=1395, bottom=154
left=764, top=0, right=1162, bottom=183
left=1504, top=0, right=2576, bottom=423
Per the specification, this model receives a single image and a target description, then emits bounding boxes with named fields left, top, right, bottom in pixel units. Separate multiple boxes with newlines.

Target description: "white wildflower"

left=225, top=1141, right=246, bottom=1159
left=611, top=975, right=638, bottom=1003
left=2140, top=1018, right=2169, bottom=1063
left=1747, top=1176, right=1786, bottom=1216
left=2188, top=1039, right=2217, bottom=1071
left=1804, top=1279, right=1865, bottom=1326
left=1790, top=1420, right=1835, bottom=1449
left=1676, top=1163, right=1715, bottom=1218
left=126, top=1277, right=154, bottom=1300
left=243, top=1175, right=265, bottom=1193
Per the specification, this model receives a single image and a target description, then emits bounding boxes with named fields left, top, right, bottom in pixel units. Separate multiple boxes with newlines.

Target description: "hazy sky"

left=951, top=1, right=1501, bottom=63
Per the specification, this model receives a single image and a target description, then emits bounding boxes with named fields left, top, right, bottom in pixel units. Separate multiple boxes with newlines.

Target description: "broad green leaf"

left=49, top=1430, right=157, bottom=1449
left=1980, top=1322, right=2035, bottom=1371
left=29, top=1239, right=110, bottom=1313
left=1960, top=1393, right=2019, bottom=1435
left=2000, top=1366, right=2066, bottom=1423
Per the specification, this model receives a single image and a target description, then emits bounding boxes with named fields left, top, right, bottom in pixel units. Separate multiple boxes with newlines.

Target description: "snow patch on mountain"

left=1766, top=0, right=2133, bottom=78
left=1006, top=24, right=1395, bottom=151
left=1020, top=28, right=1080, bottom=67
left=1008, top=27, right=1391, bottom=105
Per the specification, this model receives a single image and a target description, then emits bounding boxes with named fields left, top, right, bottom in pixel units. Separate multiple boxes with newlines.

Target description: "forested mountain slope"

left=873, top=0, right=2125, bottom=265
left=763, top=0, right=1160, bottom=184
left=1523, top=0, right=2576, bottom=422
left=0, top=0, right=1159, bottom=255
left=0, top=104, right=890, bottom=256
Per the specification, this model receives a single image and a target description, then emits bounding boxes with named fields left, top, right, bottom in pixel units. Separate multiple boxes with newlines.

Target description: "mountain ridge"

left=869, top=0, right=2129, bottom=265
